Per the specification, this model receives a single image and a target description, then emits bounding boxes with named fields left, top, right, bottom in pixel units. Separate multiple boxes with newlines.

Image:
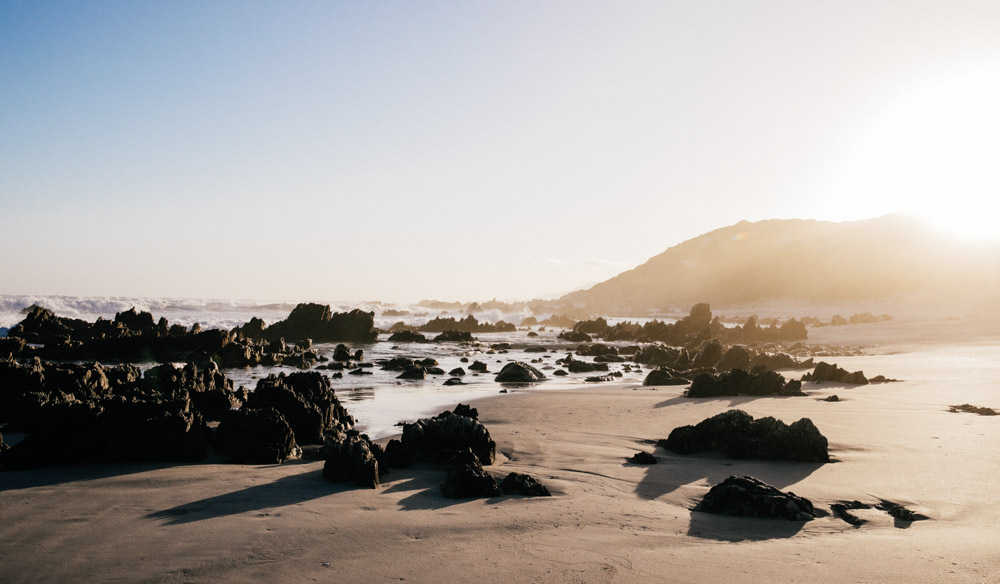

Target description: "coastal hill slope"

left=554, top=215, right=1000, bottom=316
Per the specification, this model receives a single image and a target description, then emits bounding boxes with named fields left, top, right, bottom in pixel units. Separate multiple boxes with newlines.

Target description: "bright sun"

left=831, top=67, right=1000, bottom=241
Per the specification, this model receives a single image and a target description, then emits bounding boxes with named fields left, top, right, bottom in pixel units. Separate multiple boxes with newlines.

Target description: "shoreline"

left=2, top=319, right=999, bottom=582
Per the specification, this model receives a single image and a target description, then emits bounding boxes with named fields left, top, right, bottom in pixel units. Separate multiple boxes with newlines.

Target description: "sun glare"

left=832, top=67, right=1000, bottom=241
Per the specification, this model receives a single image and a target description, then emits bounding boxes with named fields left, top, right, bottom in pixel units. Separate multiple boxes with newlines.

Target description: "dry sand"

left=1, top=316, right=999, bottom=583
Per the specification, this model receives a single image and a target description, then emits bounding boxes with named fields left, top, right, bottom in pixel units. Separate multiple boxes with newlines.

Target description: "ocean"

left=0, top=294, right=660, bottom=439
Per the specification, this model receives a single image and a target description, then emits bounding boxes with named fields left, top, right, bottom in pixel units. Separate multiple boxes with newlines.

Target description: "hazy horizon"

left=3, top=2, right=1000, bottom=303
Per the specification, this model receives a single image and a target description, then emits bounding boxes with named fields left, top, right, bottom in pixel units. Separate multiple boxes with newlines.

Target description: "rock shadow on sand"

left=146, top=467, right=342, bottom=525
left=0, top=461, right=181, bottom=492
left=635, top=451, right=823, bottom=541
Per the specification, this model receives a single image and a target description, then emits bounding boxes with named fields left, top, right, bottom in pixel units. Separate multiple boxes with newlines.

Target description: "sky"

left=2, top=1, right=1000, bottom=303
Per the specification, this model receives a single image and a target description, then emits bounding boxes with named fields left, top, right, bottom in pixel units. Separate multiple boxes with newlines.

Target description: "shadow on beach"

left=635, top=451, right=824, bottom=541
left=0, top=461, right=182, bottom=492
left=145, top=465, right=341, bottom=525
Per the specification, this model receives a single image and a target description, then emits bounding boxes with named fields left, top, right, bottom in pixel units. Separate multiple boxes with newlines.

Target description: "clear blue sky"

left=3, top=1, right=999, bottom=302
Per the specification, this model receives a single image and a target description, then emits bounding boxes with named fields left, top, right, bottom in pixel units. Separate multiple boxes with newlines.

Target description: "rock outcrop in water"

left=4, top=303, right=374, bottom=368
left=263, top=303, right=378, bottom=343
left=494, top=361, right=546, bottom=383
left=418, top=315, right=515, bottom=334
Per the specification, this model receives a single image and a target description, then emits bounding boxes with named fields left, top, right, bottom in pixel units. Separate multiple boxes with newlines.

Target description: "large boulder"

left=688, top=369, right=804, bottom=398
left=557, top=331, right=591, bottom=343
left=642, top=369, right=689, bottom=386
left=322, top=432, right=380, bottom=488
left=214, top=407, right=298, bottom=464
left=387, top=330, right=428, bottom=343
left=715, top=345, right=753, bottom=372
left=401, top=411, right=496, bottom=465
left=495, top=361, right=546, bottom=383
left=7, top=305, right=90, bottom=344
left=244, top=372, right=353, bottom=444
left=562, top=357, right=607, bottom=373
left=659, top=409, right=829, bottom=462
left=143, top=361, right=236, bottom=421
left=633, top=345, right=680, bottom=366
left=698, top=476, right=815, bottom=521
left=263, top=303, right=377, bottom=343
left=433, top=330, right=476, bottom=342
left=500, top=472, right=551, bottom=496
left=440, top=458, right=501, bottom=499
left=691, top=340, right=725, bottom=369
left=802, top=362, right=869, bottom=385
left=575, top=343, right=619, bottom=357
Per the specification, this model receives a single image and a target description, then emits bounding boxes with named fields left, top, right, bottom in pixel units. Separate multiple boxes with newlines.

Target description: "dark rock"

left=691, top=340, right=724, bottom=369
left=401, top=411, right=496, bottom=465
left=659, top=409, right=828, bottom=463
left=420, top=315, right=515, bottom=334
left=348, top=368, right=372, bottom=376
left=500, top=472, right=551, bottom=496
left=572, top=318, right=609, bottom=335
left=448, top=367, right=466, bottom=376
left=698, top=476, right=815, bottom=520
left=451, top=404, right=478, bottom=419
left=235, top=317, right=267, bottom=340
left=715, top=345, right=753, bottom=372
left=263, top=303, right=377, bottom=343
left=802, top=362, right=869, bottom=385
left=443, top=377, right=464, bottom=386
left=563, top=357, right=608, bottom=373
left=322, top=432, right=380, bottom=488
left=441, top=461, right=501, bottom=499
left=332, top=344, right=353, bottom=362
left=642, top=369, right=689, bottom=386
left=557, top=331, right=591, bottom=343
left=553, top=369, right=568, bottom=376
left=0, top=337, right=26, bottom=359
left=495, top=361, right=546, bottom=383
left=388, top=330, right=428, bottom=343
left=397, top=367, right=427, bottom=380
left=687, top=369, right=804, bottom=398
left=383, top=438, right=411, bottom=468
left=215, top=407, right=298, bottom=464
left=434, top=330, right=475, bottom=342
left=244, top=372, right=353, bottom=445
left=585, top=374, right=615, bottom=382
left=575, top=343, right=618, bottom=357
left=633, top=345, right=680, bottom=366
left=524, top=346, right=548, bottom=353
left=824, top=394, right=840, bottom=402
left=469, top=360, right=488, bottom=372
left=749, top=352, right=800, bottom=371
left=628, top=451, right=657, bottom=464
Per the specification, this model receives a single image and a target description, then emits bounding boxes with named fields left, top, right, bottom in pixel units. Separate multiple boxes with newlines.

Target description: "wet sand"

left=1, top=317, right=998, bottom=583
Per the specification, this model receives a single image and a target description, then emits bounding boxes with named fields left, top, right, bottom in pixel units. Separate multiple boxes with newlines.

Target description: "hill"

left=551, top=215, right=1000, bottom=316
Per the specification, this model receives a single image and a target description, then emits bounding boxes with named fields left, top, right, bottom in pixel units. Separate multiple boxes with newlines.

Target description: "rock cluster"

left=802, top=362, right=869, bottom=385
left=659, top=409, right=829, bottom=462
left=688, top=369, right=804, bottom=398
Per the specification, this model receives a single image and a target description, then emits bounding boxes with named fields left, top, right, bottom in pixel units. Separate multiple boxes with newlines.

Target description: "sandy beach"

left=2, top=316, right=999, bottom=583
